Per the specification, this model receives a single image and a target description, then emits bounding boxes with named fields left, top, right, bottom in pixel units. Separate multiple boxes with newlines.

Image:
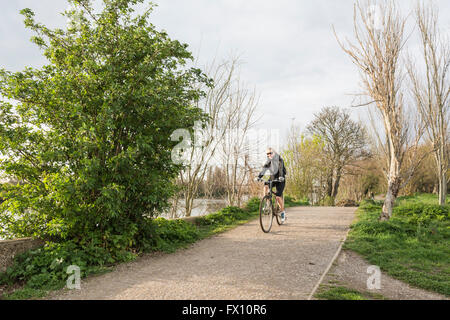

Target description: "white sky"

left=1, top=0, right=449, bottom=143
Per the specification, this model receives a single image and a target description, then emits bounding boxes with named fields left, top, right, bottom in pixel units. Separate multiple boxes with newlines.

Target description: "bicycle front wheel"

left=259, top=196, right=273, bottom=233
left=275, top=208, right=283, bottom=225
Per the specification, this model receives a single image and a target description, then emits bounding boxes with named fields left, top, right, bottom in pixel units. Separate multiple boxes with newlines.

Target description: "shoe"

left=281, top=211, right=285, bottom=222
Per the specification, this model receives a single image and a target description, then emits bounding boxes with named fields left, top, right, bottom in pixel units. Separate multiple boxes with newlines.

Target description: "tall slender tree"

left=334, top=0, right=421, bottom=220
left=407, top=2, right=449, bottom=205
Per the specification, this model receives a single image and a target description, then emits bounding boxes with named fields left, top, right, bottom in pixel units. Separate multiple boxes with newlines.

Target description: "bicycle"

left=258, top=178, right=285, bottom=233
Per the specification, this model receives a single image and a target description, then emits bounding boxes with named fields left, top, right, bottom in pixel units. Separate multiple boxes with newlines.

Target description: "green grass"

left=396, top=193, right=450, bottom=206
left=344, top=193, right=450, bottom=296
left=0, top=196, right=306, bottom=300
left=285, top=195, right=310, bottom=207
left=315, top=285, right=387, bottom=300
left=2, top=287, right=49, bottom=300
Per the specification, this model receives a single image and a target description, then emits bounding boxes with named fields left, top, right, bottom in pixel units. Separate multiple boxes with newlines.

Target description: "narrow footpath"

left=50, top=207, right=356, bottom=300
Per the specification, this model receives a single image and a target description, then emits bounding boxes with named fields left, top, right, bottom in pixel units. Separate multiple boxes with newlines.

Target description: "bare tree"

left=407, top=2, right=449, bottom=205
left=365, top=104, right=426, bottom=199
left=220, top=78, right=259, bottom=207
left=334, top=0, right=422, bottom=220
left=219, top=66, right=261, bottom=207
left=175, top=59, right=239, bottom=217
left=174, top=57, right=260, bottom=215
left=307, top=107, right=367, bottom=202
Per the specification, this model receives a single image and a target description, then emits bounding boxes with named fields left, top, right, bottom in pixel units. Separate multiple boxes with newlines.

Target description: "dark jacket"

left=258, top=153, right=286, bottom=181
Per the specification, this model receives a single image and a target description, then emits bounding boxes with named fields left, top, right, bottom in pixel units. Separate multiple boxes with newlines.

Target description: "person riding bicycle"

left=257, top=148, right=287, bottom=222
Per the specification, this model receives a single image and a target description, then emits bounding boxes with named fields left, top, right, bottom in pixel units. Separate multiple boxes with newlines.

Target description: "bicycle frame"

left=264, top=179, right=282, bottom=214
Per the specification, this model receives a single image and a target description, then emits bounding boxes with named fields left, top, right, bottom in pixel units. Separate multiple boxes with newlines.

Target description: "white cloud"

left=1, top=0, right=449, bottom=141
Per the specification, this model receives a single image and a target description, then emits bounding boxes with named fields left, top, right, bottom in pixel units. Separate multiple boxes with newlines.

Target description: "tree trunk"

left=170, top=192, right=181, bottom=219
left=381, top=174, right=401, bottom=221
left=439, top=175, right=447, bottom=206
left=185, top=194, right=193, bottom=218
left=381, top=154, right=401, bottom=221
left=437, top=141, right=447, bottom=206
left=326, top=170, right=333, bottom=197
left=332, top=167, right=342, bottom=199
left=433, top=183, right=438, bottom=194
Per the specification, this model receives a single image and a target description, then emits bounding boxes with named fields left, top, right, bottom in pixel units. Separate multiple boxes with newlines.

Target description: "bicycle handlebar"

left=258, top=177, right=284, bottom=183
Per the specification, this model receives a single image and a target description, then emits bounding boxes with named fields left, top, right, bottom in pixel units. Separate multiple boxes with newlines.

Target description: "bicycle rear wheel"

left=259, top=196, right=273, bottom=233
left=275, top=196, right=285, bottom=225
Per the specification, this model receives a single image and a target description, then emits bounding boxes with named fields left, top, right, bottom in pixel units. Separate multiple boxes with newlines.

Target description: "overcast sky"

left=1, top=0, right=449, bottom=140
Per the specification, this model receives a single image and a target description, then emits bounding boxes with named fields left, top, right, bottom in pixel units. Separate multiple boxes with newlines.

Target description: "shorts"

left=273, top=181, right=285, bottom=197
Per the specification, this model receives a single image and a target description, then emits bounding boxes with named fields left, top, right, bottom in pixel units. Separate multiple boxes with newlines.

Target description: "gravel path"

left=49, top=206, right=356, bottom=300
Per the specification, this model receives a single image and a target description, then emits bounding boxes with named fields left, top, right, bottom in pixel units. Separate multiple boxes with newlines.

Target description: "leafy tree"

left=283, top=127, right=328, bottom=203
left=307, top=107, right=367, bottom=203
left=0, top=0, right=209, bottom=251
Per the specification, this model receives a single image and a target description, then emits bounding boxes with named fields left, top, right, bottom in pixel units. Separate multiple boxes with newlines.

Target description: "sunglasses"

left=266, top=152, right=273, bottom=156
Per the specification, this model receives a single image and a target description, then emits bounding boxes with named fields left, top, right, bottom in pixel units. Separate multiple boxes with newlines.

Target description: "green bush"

left=0, top=0, right=208, bottom=254
left=359, top=198, right=376, bottom=206
left=196, top=206, right=250, bottom=227
left=0, top=240, right=135, bottom=291
left=0, top=0, right=211, bottom=297
left=322, top=196, right=335, bottom=206
left=284, top=195, right=294, bottom=203
left=245, top=197, right=261, bottom=213
left=0, top=217, right=201, bottom=293
left=284, top=195, right=309, bottom=206
left=151, top=218, right=201, bottom=252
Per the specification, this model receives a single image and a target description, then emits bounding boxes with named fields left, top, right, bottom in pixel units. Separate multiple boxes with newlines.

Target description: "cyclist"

left=258, top=148, right=287, bottom=222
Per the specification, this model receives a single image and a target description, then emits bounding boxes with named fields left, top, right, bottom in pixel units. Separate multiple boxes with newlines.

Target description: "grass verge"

left=344, top=194, right=450, bottom=296
left=315, top=284, right=387, bottom=300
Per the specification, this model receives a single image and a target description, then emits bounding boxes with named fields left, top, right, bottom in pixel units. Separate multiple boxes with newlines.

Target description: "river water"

left=161, top=198, right=228, bottom=219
